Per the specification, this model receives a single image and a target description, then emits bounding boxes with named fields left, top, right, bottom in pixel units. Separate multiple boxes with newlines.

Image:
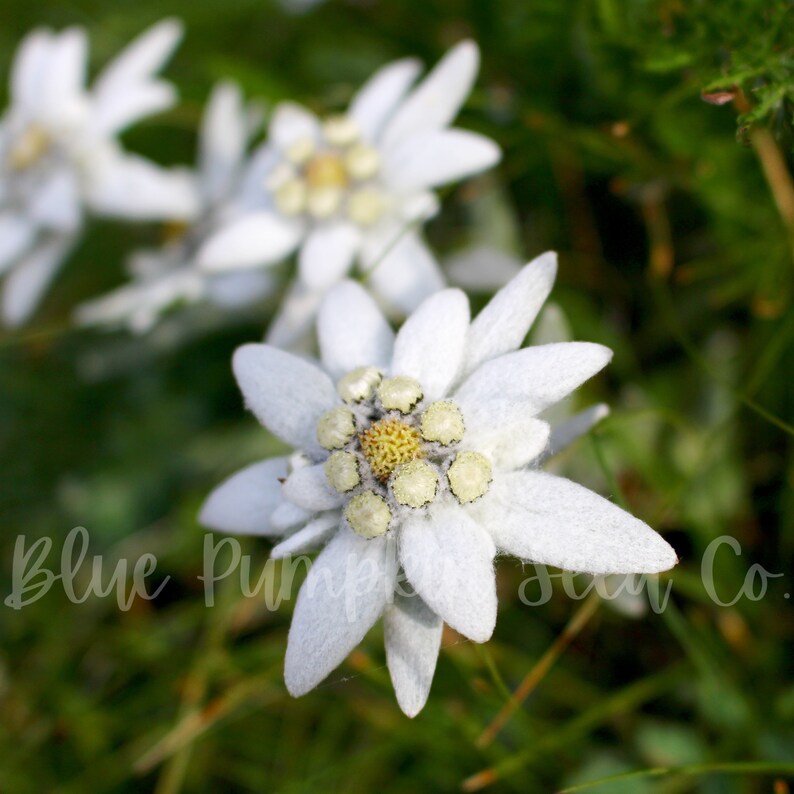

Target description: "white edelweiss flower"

left=75, top=81, right=273, bottom=334
left=0, top=19, right=199, bottom=326
left=194, top=40, right=501, bottom=347
left=199, top=251, right=678, bottom=717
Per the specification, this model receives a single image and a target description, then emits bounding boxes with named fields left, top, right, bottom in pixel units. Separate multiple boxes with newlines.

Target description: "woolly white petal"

left=0, top=213, right=36, bottom=273
left=2, top=236, right=73, bottom=326
left=92, top=19, right=182, bottom=132
left=284, top=528, right=396, bottom=696
left=463, top=252, right=558, bottom=377
left=298, top=223, right=360, bottom=291
left=265, top=281, right=324, bottom=351
left=232, top=343, right=337, bottom=454
left=445, top=246, right=523, bottom=292
left=455, top=342, right=612, bottom=423
left=318, top=280, right=394, bottom=379
left=400, top=505, right=496, bottom=642
left=384, top=592, right=442, bottom=717
left=28, top=169, right=81, bottom=232
left=390, top=289, right=469, bottom=401
left=11, top=29, right=53, bottom=108
left=197, top=212, right=302, bottom=271
left=87, top=155, right=198, bottom=220
left=365, top=231, right=445, bottom=316
left=207, top=269, right=276, bottom=309
left=269, top=102, right=320, bottom=150
left=199, top=81, right=247, bottom=203
left=545, top=403, right=609, bottom=459
left=381, top=40, right=479, bottom=150
left=41, top=28, right=87, bottom=112
left=271, top=514, right=339, bottom=559
left=530, top=301, right=572, bottom=347
left=282, top=464, right=345, bottom=511
left=466, top=417, right=551, bottom=471
left=272, top=501, right=313, bottom=532
left=349, top=57, right=422, bottom=141
left=479, top=471, right=678, bottom=574
left=199, top=457, right=289, bottom=535
left=384, top=129, right=500, bottom=192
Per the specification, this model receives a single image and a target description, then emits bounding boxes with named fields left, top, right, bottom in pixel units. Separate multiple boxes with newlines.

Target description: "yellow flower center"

left=304, top=153, right=348, bottom=189
left=359, top=417, right=423, bottom=481
left=7, top=124, right=50, bottom=171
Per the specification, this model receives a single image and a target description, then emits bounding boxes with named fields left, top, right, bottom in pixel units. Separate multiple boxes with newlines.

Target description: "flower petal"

left=2, top=235, right=73, bottom=327
left=545, top=403, right=609, bottom=460
left=271, top=513, right=339, bottom=559
left=455, top=342, right=613, bottom=423
left=265, top=281, right=325, bottom=351
left=11, top=29, right=53, bottom=109
left=199, top=81, right=248, bottom=203
left=272, top=501, right=313, bottom=532
left=284, top=528, right=396, bottom=696
left=383, top=129, right=500, bottom=192
left=232, top=343, right=337, bottom=453
left=28, top=169, right=81, bottom=232
left=298, top=223, right=360, bottom=291
left=41, top=28, right=87, bottom=112
left=199, top=457, right=289, bottom=536
left=349, top=57, right=422, bottom=141
left=282, top=464, right=345, bottom=511
left=0, top=213, right=36, bottom=273
left=269, top=102, right=320, bottom=150
left=478, top=471, right=678, bottom=574
left=462, top=252, right=558, bottom=378
left=399, top=504, right=496, bottom=642
left=197, top=212, right=302, bottom=271
left=465, top=417, right=550, bottom=471
left=445, top=246, right=523, bottom=292
left=318, top=280, right=394, bottom=379
left=365, top=231, right=445, bottom=316
left=92, top=19, right=182, bottom=133
left=381, top=40, right=479, bottom=150
left=384, top=591, right=442, bottom=717
left=390, top=289, right=470, bottom=401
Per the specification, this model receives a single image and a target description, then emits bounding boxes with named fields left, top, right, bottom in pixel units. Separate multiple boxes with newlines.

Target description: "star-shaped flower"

left=0, top=19, right=198, bottom=326
left=195, top=40, right=501, bottom=347
left=200, top=252, right=677, bottom=716
left=76, top=81, right=273, bottom=334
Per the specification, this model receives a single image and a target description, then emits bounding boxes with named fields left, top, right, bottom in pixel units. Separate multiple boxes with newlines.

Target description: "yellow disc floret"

left=359, top=417, right=423, bottom=481
left=391, top=459, right=438, bottom=508
left=447, top=451, right=493, bottom=504
left=420, top=401, right=465, bottom=445
left=304, top=152, right=348, bottom=189
left=345, top=491, right=391, bottom=538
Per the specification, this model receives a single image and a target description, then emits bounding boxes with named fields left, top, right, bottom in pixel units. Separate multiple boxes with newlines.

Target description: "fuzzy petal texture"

left=390, top=289, right=469, bottom=401
left=271, top=513, right=339, bottom=559
left=479, top=471, right=677, bottom=574
left=365, top=231, right=446, bottom=316
left=318, top=280, right=394, bottom=379
left=463, top=252, right=558, bottom=378
left=383, top=129, right=500, bottom=192
left=400, top=505, right=497, bottom=642
left=466, top=417, right=551, bottom=471
left=298, top=223, right=360, bottom=291
left=349, top=57, right=422, bottom=141
left=384, top=591, right=443, bottom=717
left=284, top=528, right=397, bottom=696
left=197, top=212, right=302, bottom=271
left=455, top=342, right=612, bottom=424
left=282, top=464, right=345, bottom=511
left=199, top=457, right=289, bottom=536
left=269, top=102, right=320, bottom=149
left=233, top=343, right=337, bottom=454
left=2, top=235, right=73, bottom=326
left=381, top=40, right=479, bottom=150
left=545, top=403, right=610, bottom=459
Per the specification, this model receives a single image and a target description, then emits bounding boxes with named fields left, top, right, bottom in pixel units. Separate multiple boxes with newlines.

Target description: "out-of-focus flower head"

left=195, top=40, right=501, bottom=348
left=75, top=81, right=273, bottom=334
left=0, top=19, right=198, bottom=326
left=200, top=253, right=677, bottom=716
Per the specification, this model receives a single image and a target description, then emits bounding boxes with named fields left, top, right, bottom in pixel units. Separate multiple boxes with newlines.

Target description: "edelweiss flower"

left=200, top=253, right=677, bottom=716
left=195, top=40, right=500, bottom=346
left=76, top=81, right=272, bottom=334
left=0, top=20, right=198, bottom=326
